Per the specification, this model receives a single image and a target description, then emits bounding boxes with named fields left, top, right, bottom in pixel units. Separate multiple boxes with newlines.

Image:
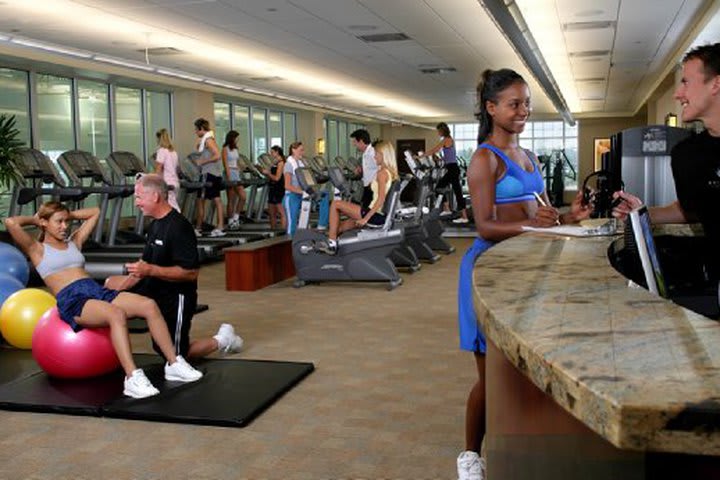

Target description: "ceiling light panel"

left=514, top=0, right=580, bottom=112
left=2, top=0, right=444, bottom=118
left=563, top=27, right=615, bottom=54
left=555, top=0, right=619, bottom=23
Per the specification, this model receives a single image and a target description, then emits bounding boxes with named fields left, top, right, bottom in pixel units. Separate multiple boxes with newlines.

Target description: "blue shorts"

left=56, top=278, right=120, bottom=332
left=458, top=237, right=494, bottom=353
left=360, top=207, right=386, bottom=227
left=227, top=168, right=240, bottom=182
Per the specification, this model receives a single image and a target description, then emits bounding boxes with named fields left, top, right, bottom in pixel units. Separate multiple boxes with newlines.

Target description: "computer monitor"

left=629, top=206, right=667, bottom=297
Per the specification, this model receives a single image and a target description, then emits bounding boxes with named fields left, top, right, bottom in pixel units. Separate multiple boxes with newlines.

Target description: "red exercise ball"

left=31, top=307, right=120, bottom=379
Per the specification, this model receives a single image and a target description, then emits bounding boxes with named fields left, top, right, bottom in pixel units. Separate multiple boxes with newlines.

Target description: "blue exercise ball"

left=0, top=243, right=29, bottom=286
left=0, top=273, right=25, bottom=308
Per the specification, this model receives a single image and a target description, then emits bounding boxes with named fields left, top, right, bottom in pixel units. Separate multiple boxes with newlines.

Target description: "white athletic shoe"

left=457, top=451, right=485, bottom=480
left=215, top=323, right=244, bottom=353
left=210, top=228, right=226, bottom=237
left=164, top=355, right=203, bottom=382
left=452, top=217, right=470, bottom=224
left=440, top=210, right=453, bottom=217
left=194, top=228, right=203, bottom=237
left=123, top=369, right=160, bottom=399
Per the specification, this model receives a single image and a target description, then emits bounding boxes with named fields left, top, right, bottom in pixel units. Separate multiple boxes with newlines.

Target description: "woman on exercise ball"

left=4, top=202, right=203, bottom=399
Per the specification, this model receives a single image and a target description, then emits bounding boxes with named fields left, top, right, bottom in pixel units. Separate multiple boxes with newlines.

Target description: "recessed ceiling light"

left=357, top=33, right=410, bottom=43
left=563, top=21, right=615, bottom=31
left=266, top=8, right=277, bottom=12
left=574, top=9, right=604, bottom=17
left=348, top=25, right=378, bottom=31
left=569, top=50, right=611, bottom=58
left=249, top=76, right=284, bottom=81
left=420, top=67, right=457, bottom=74
left=136, top=47, right=183, bottom=56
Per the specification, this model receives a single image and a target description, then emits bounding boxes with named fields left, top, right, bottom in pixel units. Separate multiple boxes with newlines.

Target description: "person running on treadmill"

left=154, top=128, right=180, bottom=212
left=193, top=118, right=226, bottom=237
left=4, top=202, right=203, bottom=399
left=425, top=122, right=470, bottom=224
left=106, top=174, right=244, bottom=359
left=323, top=140, right=399, bottom=254
left=222, top=130, right=247, bottom=229
left=262, top=145, right=287, bottom=230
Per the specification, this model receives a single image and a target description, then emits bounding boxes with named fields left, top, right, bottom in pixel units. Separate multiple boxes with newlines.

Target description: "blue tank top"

left=478, top=143, right=544, bottom=205
left=442, top=142, right=457, bottom=165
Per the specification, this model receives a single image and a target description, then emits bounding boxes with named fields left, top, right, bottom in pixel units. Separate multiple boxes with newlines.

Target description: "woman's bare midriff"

left=41, top=268, right=91, bottom=296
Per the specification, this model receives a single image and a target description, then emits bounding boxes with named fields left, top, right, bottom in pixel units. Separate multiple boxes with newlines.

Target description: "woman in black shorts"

left=263, top=145, right=287, bottom=230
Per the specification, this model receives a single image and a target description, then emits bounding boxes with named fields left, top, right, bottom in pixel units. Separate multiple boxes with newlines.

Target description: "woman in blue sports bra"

left=455, top=69, right=592, bottom=480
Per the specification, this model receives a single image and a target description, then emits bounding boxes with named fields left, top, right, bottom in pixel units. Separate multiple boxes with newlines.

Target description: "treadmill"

left=234, top=154, right=285, bottom=235
left=109, top=150, right=232, bottom=260
left=55, top=150, right=156, bottom=262
left=178, top=153, right=265, bottom=246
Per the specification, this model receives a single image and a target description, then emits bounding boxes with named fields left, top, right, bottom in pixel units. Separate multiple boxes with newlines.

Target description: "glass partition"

left=37, top=74, right=74, bottom=162
left=78, top=80, right=110, bottom=160
left=115, top=87, right=143, bottom=159
left=145, top=91, right=171, bottom=165
left=0, top=68, right=30, bottom=146
left=252, top=107, right=267, bottom=161
left=233, top=105, right=251, bottom=158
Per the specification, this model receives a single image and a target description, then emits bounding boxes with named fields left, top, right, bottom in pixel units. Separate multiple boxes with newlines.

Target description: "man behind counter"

left=614, top=43, right=720, bottom=303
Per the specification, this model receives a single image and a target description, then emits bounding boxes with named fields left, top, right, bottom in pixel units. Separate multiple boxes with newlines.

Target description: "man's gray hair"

left=137, top=173, right=169, bottom=201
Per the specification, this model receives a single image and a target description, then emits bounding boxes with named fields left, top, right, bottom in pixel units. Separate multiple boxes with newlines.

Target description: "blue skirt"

left=458, top=237, right=494, bottom=353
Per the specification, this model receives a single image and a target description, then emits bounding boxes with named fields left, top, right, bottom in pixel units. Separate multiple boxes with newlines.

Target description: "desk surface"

left=472, top=227, right=720, bottom=455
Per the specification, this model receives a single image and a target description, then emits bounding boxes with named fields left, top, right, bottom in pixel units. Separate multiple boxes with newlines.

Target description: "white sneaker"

left=440, top=210, right=453, bottom=217
left=210, top=228, right=226, bottom=237
left=194, top=228, right=203, bottom=237
left=123, top=369, right=160, bottom=399
left=164, top=355, right=203, bottom=382
left=457, top=451, right=485, bottom=480
left=316, top=225, right=327, bottom=231
left=452, top=217, right=470, bottom=224
left=215, top=323, right=244, bottom=353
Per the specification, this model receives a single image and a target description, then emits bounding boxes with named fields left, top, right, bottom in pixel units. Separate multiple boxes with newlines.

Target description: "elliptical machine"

left=326, top=166, right=421, bottom=273
left=292, top=167, right=404, bottom=290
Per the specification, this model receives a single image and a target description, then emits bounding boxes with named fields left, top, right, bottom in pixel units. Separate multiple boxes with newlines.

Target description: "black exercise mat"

left=104, top=357, right=315, bottom=427
left=0, top=347, right=45, bottom=384
left=0, top=351, right=314, bottom=427
left=0, top=354, right=158, bottom=415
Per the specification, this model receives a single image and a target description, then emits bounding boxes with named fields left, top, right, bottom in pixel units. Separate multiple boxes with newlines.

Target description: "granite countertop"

left=473, top=227, right=720, bottom=455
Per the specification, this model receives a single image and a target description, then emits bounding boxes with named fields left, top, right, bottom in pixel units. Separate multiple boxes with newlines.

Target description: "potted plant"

left=0, top=113, right=23, bottom=190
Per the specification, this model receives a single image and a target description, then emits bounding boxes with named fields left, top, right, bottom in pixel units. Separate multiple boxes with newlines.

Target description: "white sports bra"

left=35, top=242, right=85, bottom=279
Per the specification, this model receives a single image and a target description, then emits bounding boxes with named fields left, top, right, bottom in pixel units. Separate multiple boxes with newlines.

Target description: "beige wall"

left=379, top=125, right=437, bottom=154
left=172, top=89, right=215, bottom=155
left=576, top=112, right=647, bottom=187
left=646, top=69, right=681, bottom=125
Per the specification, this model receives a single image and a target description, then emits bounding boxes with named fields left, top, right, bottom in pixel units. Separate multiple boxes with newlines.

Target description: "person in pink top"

left=154, top=128, right=181, bottom=212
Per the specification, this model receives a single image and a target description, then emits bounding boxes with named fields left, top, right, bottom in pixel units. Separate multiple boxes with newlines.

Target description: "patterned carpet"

left=0, top=238, right=476, bottom=480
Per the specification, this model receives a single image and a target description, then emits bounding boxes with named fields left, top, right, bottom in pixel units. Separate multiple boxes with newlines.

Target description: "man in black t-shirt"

left=106, top=174, right=243, bottom=358
left=614, top=43, right=720, bottom=281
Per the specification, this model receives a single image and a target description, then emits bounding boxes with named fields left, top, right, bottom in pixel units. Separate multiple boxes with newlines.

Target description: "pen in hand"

left=533, top=192, right=561, bottom=226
